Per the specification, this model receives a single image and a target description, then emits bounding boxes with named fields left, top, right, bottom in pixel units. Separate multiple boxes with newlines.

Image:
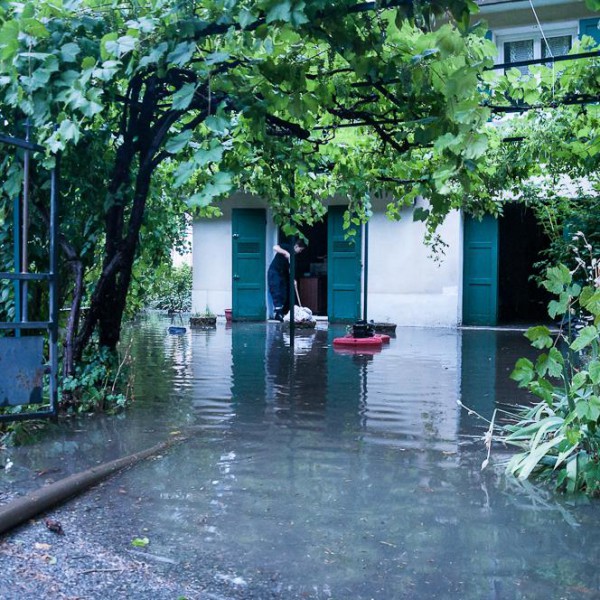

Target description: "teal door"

left=463, top=215, right=498, bottom=326
left=327, top=206, right=362, bottom=323
left=232, top=209, right=266, bottom=320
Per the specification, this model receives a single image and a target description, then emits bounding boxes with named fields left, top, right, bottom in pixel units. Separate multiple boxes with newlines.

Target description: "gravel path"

left=0, top=475, right=283, bottom=600
left=1, top=487, right=218, bottom=600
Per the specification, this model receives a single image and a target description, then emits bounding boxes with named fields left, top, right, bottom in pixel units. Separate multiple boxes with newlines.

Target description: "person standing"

left=268, top=240, right=306, bottom=321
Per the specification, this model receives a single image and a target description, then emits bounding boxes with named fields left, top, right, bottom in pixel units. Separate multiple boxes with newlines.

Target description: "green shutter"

left=327, top=206, right=362, bottom=323
left=579, top=18, right=600, bottom=45
left=463, top=215, right=498, bottom=326
left=232, top=209, right=266, bottom=320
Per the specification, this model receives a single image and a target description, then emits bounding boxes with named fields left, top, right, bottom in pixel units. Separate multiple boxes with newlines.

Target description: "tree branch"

left=74, top=250, right=123, bottom=360
left=264, top=114, right=311, bottom=139
left=372, top=122, right=411, bottom=154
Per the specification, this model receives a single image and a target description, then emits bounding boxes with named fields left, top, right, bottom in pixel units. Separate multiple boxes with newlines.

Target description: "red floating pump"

left=333, top=321, right=392, bottom=352
left=333, top=335, right=384, bottom=348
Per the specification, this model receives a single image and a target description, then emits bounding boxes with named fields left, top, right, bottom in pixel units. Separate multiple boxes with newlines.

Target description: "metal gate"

left=0, top=129, right=59, bottom=422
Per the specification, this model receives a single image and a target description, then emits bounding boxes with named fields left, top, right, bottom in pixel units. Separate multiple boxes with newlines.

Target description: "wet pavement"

left=2, top=316, right=600, bottom=599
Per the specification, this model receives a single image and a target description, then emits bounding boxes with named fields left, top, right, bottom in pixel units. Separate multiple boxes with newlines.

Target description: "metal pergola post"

left=363, top=220, right=369, bottom=322
left=21, top=121, right=31, bottom=322
left=289, top=234, right=296, bottom=342
left=48, top=153, right=60, bottom=417
left=288, top=173, right=297, bottom=344
left=12, top=195, right=21, bottom=336
left=0, top=127, right=59, bottom=423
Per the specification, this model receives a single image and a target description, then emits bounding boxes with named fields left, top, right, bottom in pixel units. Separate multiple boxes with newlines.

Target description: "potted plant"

left=190, top=307, right=217, bottom=328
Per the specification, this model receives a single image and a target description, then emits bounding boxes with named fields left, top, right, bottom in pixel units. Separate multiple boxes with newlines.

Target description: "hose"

left=0, top=437, right=182, bottom=537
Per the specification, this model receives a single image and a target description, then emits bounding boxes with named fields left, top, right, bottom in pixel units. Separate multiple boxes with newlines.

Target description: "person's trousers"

left=268, top=268, right=289, bottom=314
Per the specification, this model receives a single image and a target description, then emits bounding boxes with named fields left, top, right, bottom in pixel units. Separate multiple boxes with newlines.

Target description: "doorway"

left=279, top=217, right=328, bottom=317
left=462, top=205, right=552, bottom=326
left=276, top=207, right=362, bottom=322
left=296, top=217, right=328, bottom=316
left=498, top=204, right=551, bottom=324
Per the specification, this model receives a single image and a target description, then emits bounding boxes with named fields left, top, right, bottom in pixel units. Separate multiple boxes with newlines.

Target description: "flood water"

left=4, top=315, right=600, bottom=599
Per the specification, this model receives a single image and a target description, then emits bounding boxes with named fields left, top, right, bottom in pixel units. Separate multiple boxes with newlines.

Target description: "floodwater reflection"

left=3, top=316, right=600, bottom=599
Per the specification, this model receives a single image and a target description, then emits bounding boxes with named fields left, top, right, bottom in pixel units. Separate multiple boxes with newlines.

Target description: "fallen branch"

left=78, top=568, right=125, bottom=575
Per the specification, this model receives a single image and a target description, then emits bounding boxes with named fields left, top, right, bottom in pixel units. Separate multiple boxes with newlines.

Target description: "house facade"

left=192, top=1, right=599, bottom=327
left=462, top=0, right=599, bottom=325
left=193, top=192, right=463, bottom=326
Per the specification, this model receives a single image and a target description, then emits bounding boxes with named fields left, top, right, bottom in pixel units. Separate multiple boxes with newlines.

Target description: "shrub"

left=147, top=264, right=192, bottom=312
left=59, top=341, right=133, bottom=414
left=506, top=233, right=600, bottom=494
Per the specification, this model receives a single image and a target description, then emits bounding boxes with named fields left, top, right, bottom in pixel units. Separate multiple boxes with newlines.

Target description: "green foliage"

left=59, top=342, right=133, bottom=413
left=461, top=33, right=600, bottom=246
left=532, top=191, right=600, bottom=285
left=505, top=240, right=600, bottom=495
left=0, top=0, right=499, bottom=240
left=125, top=178, right=192, bottom=318
left=0, top=0, right=509, bottom=384
left=0, top=414, right=50, bottom=446
left=192, top=306, right=216, bottom=317
left=147, top=264, right=192, bottom=312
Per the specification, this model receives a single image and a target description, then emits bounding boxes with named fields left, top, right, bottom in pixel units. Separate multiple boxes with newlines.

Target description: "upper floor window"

left=495, top=22, right=577, bottom=74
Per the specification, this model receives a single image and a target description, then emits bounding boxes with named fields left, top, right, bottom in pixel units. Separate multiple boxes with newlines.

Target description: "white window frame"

left=493, top=21, right=578, bottom=66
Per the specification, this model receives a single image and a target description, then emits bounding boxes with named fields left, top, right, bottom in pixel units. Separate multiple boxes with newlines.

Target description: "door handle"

left=233, top=233, right=239, bottom=238
left=233, top=275, right=240, bottom=280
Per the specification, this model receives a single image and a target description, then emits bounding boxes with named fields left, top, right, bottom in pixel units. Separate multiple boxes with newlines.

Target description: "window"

left=504, top=39, right=534, bottom=74
left=541, top=35, right=572, bottom=60
left=495, top=23, right=577, bottom=73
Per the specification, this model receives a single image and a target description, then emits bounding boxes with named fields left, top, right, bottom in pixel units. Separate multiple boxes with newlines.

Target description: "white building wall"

left=366, top=196, right=463, bottom=327
left=192, top=210, right=231, bottom=315
left=193, top=194, right=464, bottom=326
left=192, top=193, right=268, bottom=316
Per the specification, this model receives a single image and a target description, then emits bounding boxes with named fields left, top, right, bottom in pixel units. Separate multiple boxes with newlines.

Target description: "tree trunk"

left=72, top=90, right=140, bottom=359
left=73, top=250, right=122, bottom=362
left=96, top=154, right=155, bottom=349
left=73, top=73, right=200, bottom=360
left=63, top=259, right=84, bottom=377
